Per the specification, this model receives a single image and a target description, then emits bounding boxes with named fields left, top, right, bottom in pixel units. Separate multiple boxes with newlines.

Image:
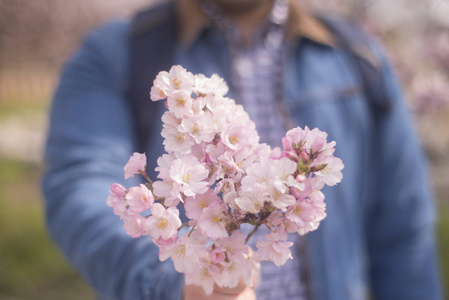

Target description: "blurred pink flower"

left=411, top=73, right=449, bottom=114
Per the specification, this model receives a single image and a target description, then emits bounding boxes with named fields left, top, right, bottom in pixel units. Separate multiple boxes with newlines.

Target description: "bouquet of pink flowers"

left=107, top=65, right=344, bottom=294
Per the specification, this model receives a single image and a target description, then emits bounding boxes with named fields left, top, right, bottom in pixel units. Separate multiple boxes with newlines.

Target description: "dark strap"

left=127, top=0, right=177, bottom=153
left=316, top=14, right=391, bottom=113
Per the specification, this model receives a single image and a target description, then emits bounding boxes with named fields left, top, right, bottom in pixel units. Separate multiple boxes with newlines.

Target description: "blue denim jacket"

left=43, top=20, right=442, bottom=300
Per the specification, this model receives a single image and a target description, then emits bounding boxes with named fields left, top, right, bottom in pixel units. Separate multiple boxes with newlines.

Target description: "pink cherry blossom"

left=283, top=126, right=336, bottom=157
left=268, top=185, right=297, bottom=212
left=215, top=178, right=236, bottom=195
left=166, top=90, right=194, bottom=118
left=109, top=183, right=127, bottom=198
left=150, top=65, right=195, bottom=101
left=109, top=195, right=127, bottom=218
left=109, top=67, right=344, bottom=295
left=161, top=124, right=195, bottom=155
left=256, top=229, right=293, bottom=266
left=125, top=184, right=154, bottom=213
left=150, top=83, right=168, bottom=101
left=194, top=73, right=229, bottom=97
left=285, top=201, right=317, bottom=226
left=161, top=111, right=181, bottom=128
left=314, top=156, right=344, bottom=186
left=145, top=203, right=182, bottom=241
left=179, top=112, right=215, bottom=144
left=106, top=183, right=127, bottom=217
left=154, top=235, right=177, bottom=246
left=124, top=152, right=147, bottom=179
left=155, top=153, right=176, bottom=180
left=215, top=231, right=249, bottom=256
left=152, top=179, right=182, bottom=207
left=234, top=192, right=265, bottom=214
left=159, top=231, right=207, bottom=273
left=184, top=263, right=217, bottom=295
left=170, top=156, right=209, bottom=197
left=123, top=213, right=146, bottom=238
left=198, top=203, right=228, bottom=239
left=214, top=255, right=245, bottom=288
left=209, top=247, right=226, bottom=264
left=184, top=189, right=220, bottom=220
left=221, top=123, right=259, bottom=151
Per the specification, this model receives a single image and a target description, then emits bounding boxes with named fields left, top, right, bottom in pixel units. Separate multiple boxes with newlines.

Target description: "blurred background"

left=0, top=0, right=447, bottom=299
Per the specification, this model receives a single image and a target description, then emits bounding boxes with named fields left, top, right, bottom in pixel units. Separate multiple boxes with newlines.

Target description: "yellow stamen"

left=211, top=216, right=221, bottom=224
left=183, top=174, right=190, bottom=183
left=157, top=218, right=168, bottom=230
left=230, top=135, right=239, bottom=144
left=176, top=97, right=186, bottom=107
left=192, top=125, right=200, bottom=135
left=198, top=199, right=208, bottom=209
left=293, top=206, right=302, bottom=215
left=175, top=133, right=185, bottom=144
left=175, top=245, right=186, bottom=259
left=173, top=77, right=181, bottom=89
left=158, top=88, right=166, bottom=97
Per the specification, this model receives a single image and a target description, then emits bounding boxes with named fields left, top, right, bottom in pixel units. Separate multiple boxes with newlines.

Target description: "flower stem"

left=178, top=222, right=189, bottom=231
left=140, top=171, right=153, bottom=184
left=188, top=226, right=196, bottom=237
left=245, top=223, right=261, bottom=244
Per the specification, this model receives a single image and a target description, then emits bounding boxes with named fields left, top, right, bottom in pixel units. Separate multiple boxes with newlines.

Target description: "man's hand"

left=183, top=282, right=256, bottom=300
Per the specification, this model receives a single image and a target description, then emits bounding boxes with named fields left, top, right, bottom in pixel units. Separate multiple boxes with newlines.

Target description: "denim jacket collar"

left=175, top=0, right=335, bottom=49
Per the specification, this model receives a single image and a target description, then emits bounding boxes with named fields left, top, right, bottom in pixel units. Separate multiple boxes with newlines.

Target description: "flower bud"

left=284, top=150, right=298, bottom=162
left=300, top=150, right=309, bottom=164
left=311, top=163, right=328, bottom=172
left=296, top=174, right=306, bottom=183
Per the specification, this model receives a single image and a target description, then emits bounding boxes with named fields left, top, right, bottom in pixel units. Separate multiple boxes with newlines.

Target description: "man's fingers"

left=184, top=283, right=256, bottom=300
left=213, top=280, right=247, bottom=295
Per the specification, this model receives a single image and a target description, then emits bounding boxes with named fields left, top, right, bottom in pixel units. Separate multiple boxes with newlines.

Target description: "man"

left=42, top=0, right=442, bottom=299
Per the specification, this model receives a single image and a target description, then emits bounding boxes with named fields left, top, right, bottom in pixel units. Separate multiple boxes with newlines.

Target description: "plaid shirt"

left=199, top=1, right=306, bottom=299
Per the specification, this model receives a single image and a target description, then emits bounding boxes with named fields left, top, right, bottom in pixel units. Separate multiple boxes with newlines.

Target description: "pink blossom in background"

left=411, top=73, right=449, bottom=114
left=428, top=33, right=449, bottom=70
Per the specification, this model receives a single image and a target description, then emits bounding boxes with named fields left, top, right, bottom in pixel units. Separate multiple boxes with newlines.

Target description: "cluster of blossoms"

left=107, top=66, right=344, bottom=294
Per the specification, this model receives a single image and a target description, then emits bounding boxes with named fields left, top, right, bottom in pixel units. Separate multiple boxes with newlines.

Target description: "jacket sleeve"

left=42, top=22, right=184, bottom=300
left=364, top=42, right=443, bottom=300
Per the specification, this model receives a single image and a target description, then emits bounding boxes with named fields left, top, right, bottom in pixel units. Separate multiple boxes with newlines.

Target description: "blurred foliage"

left=438, top=202, right=449, bottom=299
left=0, top=159, right=95, bottom=300
left=0, top=102, right=48, bottom=117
